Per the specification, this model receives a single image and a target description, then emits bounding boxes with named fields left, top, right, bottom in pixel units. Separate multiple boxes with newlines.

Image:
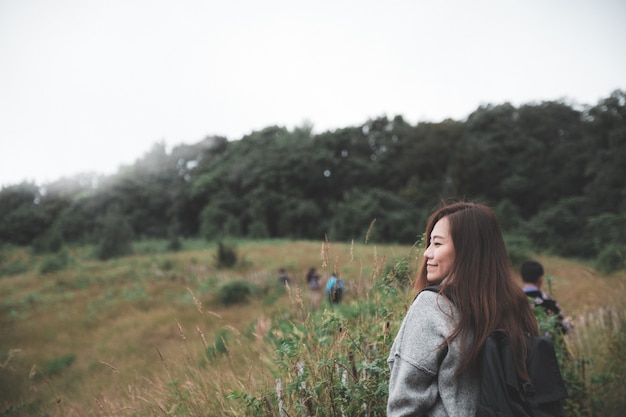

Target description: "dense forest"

left=1, top=90, right=625, bottom=266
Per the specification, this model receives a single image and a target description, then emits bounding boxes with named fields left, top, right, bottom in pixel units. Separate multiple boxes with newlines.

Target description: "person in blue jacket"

left=325, top=271, right=345, bottom=304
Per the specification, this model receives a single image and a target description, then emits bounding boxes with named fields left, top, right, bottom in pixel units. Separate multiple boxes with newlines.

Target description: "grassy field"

left=1, top=238, right=624, bottom=416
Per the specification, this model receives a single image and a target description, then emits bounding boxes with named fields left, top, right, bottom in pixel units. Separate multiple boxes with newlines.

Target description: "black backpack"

left=421, top=287, right=568, bottom=416
left=476, top=330, right=568, bottom=417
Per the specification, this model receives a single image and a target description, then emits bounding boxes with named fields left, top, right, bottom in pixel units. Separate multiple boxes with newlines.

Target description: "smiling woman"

left=387, top=201, right=538, bottom=417
left=423, top=216, right=455, bottom=284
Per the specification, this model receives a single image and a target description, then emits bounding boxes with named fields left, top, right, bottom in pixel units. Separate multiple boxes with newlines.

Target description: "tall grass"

left=1, top=239, right=624, bottom=416
left=561, top=307, right=626, bottom=416
left=80, top=237, right=418, bottom=417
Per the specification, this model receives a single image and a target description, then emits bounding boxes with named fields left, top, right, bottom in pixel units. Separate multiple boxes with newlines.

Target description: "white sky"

left=1, top=0, right=625, bottom=187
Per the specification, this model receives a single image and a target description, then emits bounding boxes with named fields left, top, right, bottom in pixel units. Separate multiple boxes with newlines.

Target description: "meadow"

left=1, top=238, right=625, bottom=416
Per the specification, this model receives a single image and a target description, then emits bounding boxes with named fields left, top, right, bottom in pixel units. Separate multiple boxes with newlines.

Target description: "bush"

left=206, top=328, right=231, bottom=360
left=39, top=251, right=69, bottom=274
left=214, top=241, right=238, bottom=268
left=247, top=220, right=270, bottom=238
left=595, top=244, right=625, bottom=274
left=526, top=197, right=595, bottom=258
left=328, top=188, right=420, bottom=243
left=31, top=354, right=76, bottom=380
left=217, top=280, right=255, bottom=306
left=227, top=257, right=417, bottom=416
left=0, top=261, right=29, bottom=278
left=383, top=258, right=414, bottom=288
left=95, top=206, right=134, bottom=261
left=504, top=234, right=534, bottom=268
left=229, top=285, right=396, bottom=416
left=31, top=223, right=64, bottom=255
left=587, top=213, right=626, bottom=253
left=166, top=219, right=182, bottom=251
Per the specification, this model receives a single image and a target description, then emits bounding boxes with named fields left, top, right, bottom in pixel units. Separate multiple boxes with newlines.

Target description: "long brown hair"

left=414, top=201, right=538, bottom=378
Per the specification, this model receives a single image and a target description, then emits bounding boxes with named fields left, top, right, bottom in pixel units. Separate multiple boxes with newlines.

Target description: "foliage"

left=166, top=219, right=183, bottom=251
left=1, top=240, right=625, bottom=416
left=382, top=257, right=414, bottom=288
left=31, top=222, right=64, bottom=254
left=38, top=250, right=69, bottom=274
left=217, top=280, right=255, bottom=306
left=560, top=312, right=626, bottom=417
left=226, top=259, right=403, bottom=416
left=595, top=244, right=625, bottom=274
left=594, top=318, right=626, bottom=414
left=214, top=241, right=238, bottom=268
left=329, top=188, right=421, bottom=243
left=0, top=259, right=29, bottom=278
left=206, top=328, right=232, bottom=360
left=503, top=234, right=534, bottom=268
left=31, top=353, right=76, bottom=380
left=95, top=205, right=134, bottom=260
left=1, top=91, right=624, bottom=261
left=226, top=263, right=610, bottom=417
left=525, top=196, right=597, bottom=258
left=0, top=182, right=53, bottom=245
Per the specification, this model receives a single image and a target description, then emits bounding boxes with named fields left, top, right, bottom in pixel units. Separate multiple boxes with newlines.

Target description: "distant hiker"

left=305, top=267, right=321, bottom=290
left=325, top=272, right=345, bottom=304
left=521, top=260, right=572, bottom=334
left=278, top=268, right=291, bottom=286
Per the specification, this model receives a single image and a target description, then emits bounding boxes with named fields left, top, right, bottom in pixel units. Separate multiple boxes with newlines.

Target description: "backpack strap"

left=413, top=285, right=441, bottom=302
left=419, top=285, right=453, bottom=303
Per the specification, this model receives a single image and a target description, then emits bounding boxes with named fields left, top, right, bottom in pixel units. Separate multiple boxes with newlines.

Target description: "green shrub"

left=39, top=251, right=69, bottom=274
left=214, top=241, right=238, bottom=268
left=95, top=205, right=134, bottom=261
left=31, top=223, right=64, bottom=255
left=247, top=220, right=270, bottom=238
left=0, top=261, right=29, bottom=278
left=262, top=293, right=280, bottom=306
left=587, top=213, right=626, bottom=253
left=217, top=280, right=255, bottom=306
left=494, top=198, right=524, bottom=232
left=526, top=197, right=596, bottom=258
left=166, top=219, right=182, bottom=251
left=166, top=235, right=182, bottom=251
left=159, top=258, right=174, bottom=271
left=206, top=328, right=231, bottom=360
left=383, top=257, right=414, bottom=288
left=31, top=354, right=76, bottom=380
left=133, top=239, right=167, bottom=254
left=227, top=257, right=412, bottom=416
left=595, top=244, right=625, bottom=274
left=504, top=234, right=533, bottom=268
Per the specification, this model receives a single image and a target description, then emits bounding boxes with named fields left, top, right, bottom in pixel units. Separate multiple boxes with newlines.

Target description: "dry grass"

left=0, top=239, right=410, bottom=416
left=533, top=254, right=626, bottom=317
left=0, top=239, right=624, bottom=416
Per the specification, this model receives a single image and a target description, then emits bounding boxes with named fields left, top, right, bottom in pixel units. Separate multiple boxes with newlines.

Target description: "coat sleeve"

left=387, top=291, right=453, bottom=417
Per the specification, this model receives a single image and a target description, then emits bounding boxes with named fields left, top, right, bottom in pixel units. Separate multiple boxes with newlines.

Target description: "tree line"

left=1, top=90, right=624, bottom=267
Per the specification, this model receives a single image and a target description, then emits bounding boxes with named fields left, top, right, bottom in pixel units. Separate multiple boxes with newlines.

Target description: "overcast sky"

left=1, top=0, right=624, bottom=187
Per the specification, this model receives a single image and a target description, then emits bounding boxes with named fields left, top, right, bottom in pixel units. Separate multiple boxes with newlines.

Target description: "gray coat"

left=387, top=290, right=479, bottom=416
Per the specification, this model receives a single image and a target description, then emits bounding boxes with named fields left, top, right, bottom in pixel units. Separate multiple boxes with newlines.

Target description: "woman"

left=387, top=201, right=538, bottom=416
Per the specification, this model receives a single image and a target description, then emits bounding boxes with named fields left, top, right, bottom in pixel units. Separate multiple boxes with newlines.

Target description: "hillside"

left=1, top=239, right=625, bottom=416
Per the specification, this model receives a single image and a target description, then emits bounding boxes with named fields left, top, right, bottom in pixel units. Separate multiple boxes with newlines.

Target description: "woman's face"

left=424, top=216, right=455, bottom=284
